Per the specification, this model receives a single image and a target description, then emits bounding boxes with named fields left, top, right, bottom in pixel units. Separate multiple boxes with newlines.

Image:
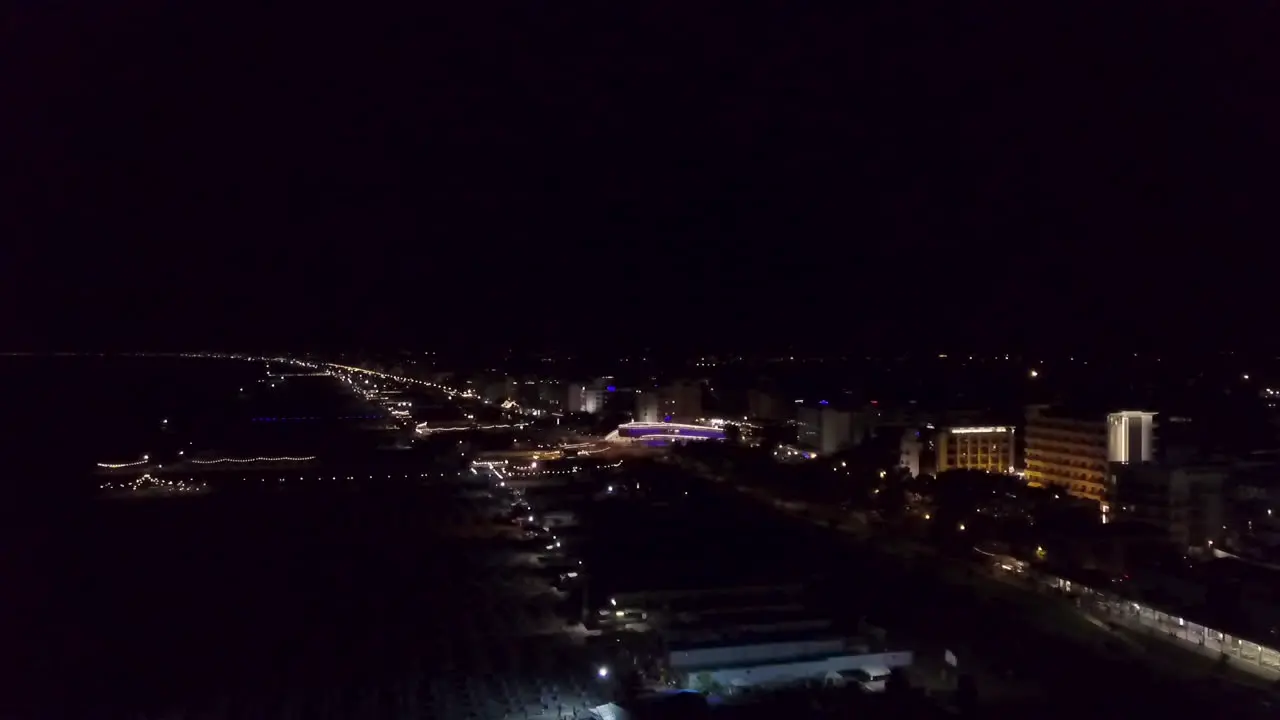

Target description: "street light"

left=597, top=666, right=610, bottom=679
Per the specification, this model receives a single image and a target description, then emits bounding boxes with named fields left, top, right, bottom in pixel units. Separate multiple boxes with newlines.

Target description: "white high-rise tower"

left=1107, top=411, right=1157, bottom=464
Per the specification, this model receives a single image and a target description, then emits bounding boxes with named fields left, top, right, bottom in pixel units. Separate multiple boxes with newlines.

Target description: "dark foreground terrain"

left=1, top=483, right=531, bottom=718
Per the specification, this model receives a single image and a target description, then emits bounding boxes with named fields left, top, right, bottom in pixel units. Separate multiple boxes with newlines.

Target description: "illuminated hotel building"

left=1108, top=411, right=1157, bottom=464
left=1024, top=406, right=1157, bottom=503
left=936, top=426, right=1016, bottom=474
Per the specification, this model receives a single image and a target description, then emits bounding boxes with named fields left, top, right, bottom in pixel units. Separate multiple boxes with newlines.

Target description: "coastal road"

left=701, top=469, right=1278, bottom=717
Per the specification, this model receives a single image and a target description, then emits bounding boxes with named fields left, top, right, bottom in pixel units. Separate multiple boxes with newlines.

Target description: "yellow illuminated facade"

left=1024, top=407, right=1108, bottom=502
left=937, top=426, right=1016, bottom=475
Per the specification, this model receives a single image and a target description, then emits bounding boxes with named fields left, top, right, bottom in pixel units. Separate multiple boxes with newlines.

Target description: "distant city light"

left=190, top=455, right=315, bottom=465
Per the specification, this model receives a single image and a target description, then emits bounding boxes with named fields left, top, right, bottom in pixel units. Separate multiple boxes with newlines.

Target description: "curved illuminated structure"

left=415, top=421, right=529, bottom=435
left=604, top=421, right=725, bottom=445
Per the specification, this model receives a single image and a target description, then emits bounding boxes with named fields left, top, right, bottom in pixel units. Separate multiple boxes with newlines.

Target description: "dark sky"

left=3, top=4, right=1277, bottom=352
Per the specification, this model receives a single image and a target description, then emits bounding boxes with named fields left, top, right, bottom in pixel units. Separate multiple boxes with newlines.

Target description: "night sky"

left=4, top=4, right=1277, bottom=352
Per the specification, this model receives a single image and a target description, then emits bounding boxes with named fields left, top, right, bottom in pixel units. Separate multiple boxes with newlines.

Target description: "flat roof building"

left=1025, top=405, right=1109, bottom=501
left=936, top=425, right=1015, bottom=475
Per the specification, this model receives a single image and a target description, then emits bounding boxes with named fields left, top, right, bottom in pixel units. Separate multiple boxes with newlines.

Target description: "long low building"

left=679, top=649, right=914, bottom=694
left=661, top=626, right=913, bottom=694
left=668, top=635, right=850, bottom=670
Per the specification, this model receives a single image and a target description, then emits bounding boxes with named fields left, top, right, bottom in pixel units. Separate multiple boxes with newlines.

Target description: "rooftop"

left=666, top=629, right=851, bottom=653
left=674, top=649, right=871, bottom=674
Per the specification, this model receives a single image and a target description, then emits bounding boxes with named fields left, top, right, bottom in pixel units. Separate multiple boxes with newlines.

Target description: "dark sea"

left=0, top=355, right=383, bottom=489
left=0, top=356, right=472, bottom=719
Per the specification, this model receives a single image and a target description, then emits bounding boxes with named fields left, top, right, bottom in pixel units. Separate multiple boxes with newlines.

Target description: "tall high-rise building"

left=567, top=378, right=613, bottom=414
left=1026, top=405, right=1158, bottom=503
left=1108, top=411, right=1158, bottom=464
left=667, top=380, right=703, bottom=421
left=634, top=381, right=704, bottom=423
left=797, top=405, right=855, bottom=455
left=899, top=429, right=924, bottom=478
left=635, top=392, right=662, bottom=423
left=1025, top=406, right=1109, bottom=500
left=1110, top=461, right=1226, bottom=548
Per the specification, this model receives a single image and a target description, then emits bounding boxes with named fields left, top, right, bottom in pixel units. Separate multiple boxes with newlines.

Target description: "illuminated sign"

left=949, top=426, right=1010, bottom=434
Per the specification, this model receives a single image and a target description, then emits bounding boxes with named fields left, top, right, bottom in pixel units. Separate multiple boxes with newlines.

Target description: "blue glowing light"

left=819, top=400, right=829, bottom=405
left=606, top=385, right=617, bottom=392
